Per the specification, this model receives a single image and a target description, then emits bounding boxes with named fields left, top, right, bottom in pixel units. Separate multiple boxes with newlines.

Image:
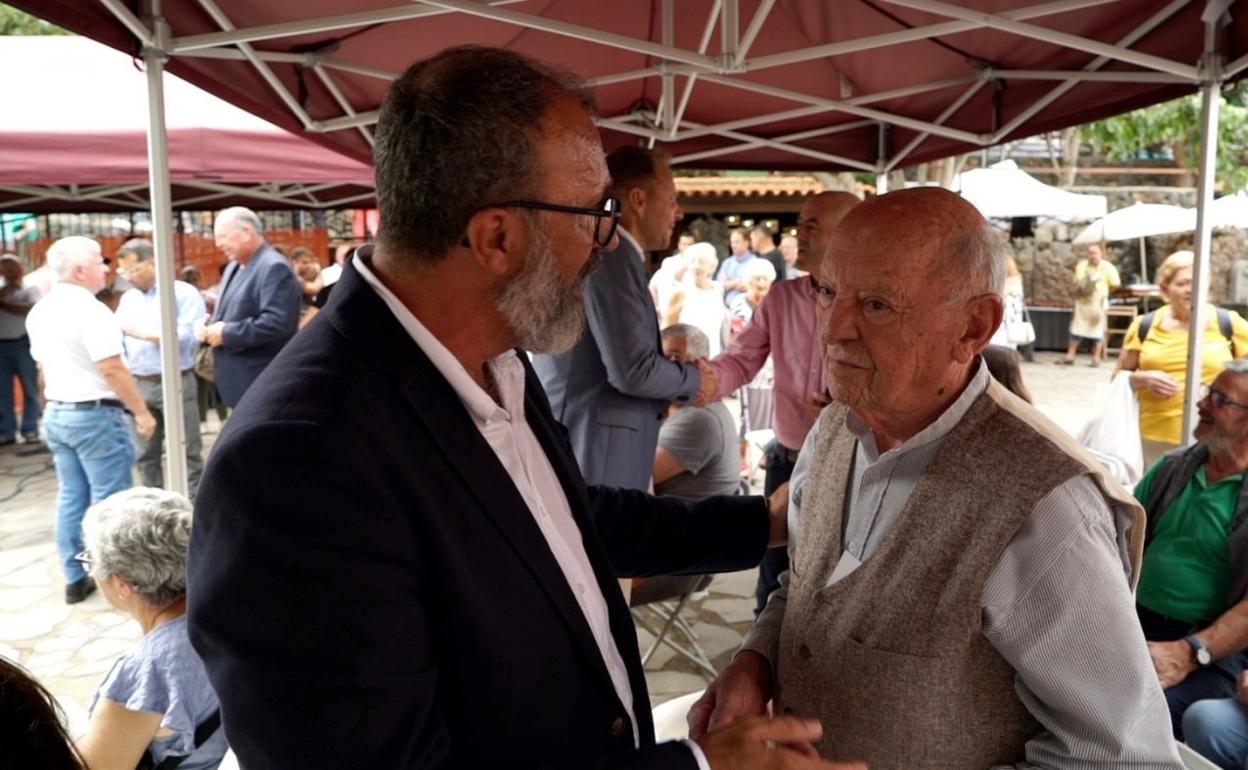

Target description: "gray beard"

left=495, top=224, right=586, bottom=354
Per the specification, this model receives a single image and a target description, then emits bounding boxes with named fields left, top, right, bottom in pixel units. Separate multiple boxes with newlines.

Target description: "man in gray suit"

left=534, top=147, right=716, bottom=490
left=199, top=206, right=301, bottom=407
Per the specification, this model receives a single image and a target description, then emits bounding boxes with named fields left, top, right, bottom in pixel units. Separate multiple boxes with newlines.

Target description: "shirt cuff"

left=683, top=738, right=712, bottom=770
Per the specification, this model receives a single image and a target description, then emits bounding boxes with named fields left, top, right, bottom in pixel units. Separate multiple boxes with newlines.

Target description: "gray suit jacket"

left=210, top=241, right=301, bottom=407
left=533, top=233, right=700, bottom=490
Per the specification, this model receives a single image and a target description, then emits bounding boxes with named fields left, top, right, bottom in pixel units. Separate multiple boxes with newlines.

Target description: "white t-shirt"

left=26, top=283, right=124, bottom=402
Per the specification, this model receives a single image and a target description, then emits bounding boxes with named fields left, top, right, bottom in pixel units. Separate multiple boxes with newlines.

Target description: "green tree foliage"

left=0, top=4, right=69, bottom=35
left=1081, top=84, right=1248, bottom=192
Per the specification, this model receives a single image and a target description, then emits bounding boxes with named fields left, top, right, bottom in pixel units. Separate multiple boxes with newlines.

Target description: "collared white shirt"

left=26, top=282, right=124, bottom=402
left=352, top=256, right=647, bottom=749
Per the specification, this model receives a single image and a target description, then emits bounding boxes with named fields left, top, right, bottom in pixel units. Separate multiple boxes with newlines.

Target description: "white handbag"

left=1005, top=307, right=1036, bottom=346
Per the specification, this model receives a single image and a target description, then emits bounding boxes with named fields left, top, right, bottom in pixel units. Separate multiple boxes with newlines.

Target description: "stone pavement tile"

left=0, top=557, right=56, bottom=588
left=706, top=568, right=756, bottom=599
left=3, top=602, right=72, bottom=641
left=700, top=598, right=757, bottom=625
left=0, top=543, right=48, bottom=576
left=78, top=636, right=135, bottom=662
left=646, top=671, right=707, bottom=708
left=0, top=585, right=54, bottom=613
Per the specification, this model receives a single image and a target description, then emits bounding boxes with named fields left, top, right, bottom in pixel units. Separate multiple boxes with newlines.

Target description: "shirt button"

left=575, top=583, right=585, bottom=595
left=610, top=716, right=627, bottom=737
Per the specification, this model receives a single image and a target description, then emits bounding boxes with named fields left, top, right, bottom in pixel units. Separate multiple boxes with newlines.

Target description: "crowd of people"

left=6, top=42, right=1248, bottom=770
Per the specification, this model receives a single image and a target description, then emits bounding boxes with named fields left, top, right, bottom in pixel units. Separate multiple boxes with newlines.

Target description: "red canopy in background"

left=9, top=1, right=1246, bottom=173
left=0, top=35, right=374, bottom=212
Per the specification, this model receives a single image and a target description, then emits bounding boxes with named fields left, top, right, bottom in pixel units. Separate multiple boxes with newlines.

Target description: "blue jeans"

left=43, top=403, right=135, bottom=583
left=1185, top=698, right=1248, bottom=769
left=0, top=335, right=40, bottom=439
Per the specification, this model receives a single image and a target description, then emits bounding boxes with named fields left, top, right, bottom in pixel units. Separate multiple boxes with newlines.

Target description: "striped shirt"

left=744, top=361, right=1182, bottom=769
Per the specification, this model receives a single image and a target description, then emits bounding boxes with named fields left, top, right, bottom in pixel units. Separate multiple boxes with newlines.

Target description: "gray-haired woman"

left=76, top=487, right=227, bottom=770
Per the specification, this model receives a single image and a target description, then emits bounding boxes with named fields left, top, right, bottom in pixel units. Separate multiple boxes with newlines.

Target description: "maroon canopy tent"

left=11, top=0, right=1246, bottom=174
left=0, top=35, right=374, bottom=212
left=10, top=0, right=1246, bottom=490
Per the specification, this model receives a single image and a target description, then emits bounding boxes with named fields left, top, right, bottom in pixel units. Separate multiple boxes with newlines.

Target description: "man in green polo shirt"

left=1135, top=359, right=1248, bottom=739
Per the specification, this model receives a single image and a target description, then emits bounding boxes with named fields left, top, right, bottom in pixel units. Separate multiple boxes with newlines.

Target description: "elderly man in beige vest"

left=689, top=187, right=1183, bottom=768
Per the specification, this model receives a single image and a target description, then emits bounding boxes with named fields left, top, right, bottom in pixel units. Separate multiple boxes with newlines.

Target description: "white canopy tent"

left=955, top=160, right=1108, bottom=221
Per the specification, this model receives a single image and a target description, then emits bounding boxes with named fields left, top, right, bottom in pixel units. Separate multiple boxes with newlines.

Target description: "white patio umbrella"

left=1074, top=202, right=1197, bottom=282
left=955, top=160, right=1107, bottom=222
left=1207, top=192, right=1248, bottom=229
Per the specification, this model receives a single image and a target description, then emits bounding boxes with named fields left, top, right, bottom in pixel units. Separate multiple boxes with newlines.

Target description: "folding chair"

left=629, top=573, right=717, bottom=679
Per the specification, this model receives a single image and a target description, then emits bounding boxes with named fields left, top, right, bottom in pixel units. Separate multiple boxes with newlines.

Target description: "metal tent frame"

left=19, top=0, right=1247, bottom=493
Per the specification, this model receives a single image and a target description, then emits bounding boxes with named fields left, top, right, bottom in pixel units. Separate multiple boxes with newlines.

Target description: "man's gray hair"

left=44, top=236, right=100, bottom=279
left=214, top=206, right=263, bottom=235
left=661, top=323, right=710, bottom=360
left=117, top=238, right=154, bottom=262
left=373, top=46, right=594, bottom=267
left=949, top=220, right=1006, bottom=297
left=82, top=487, right=192, bottom=607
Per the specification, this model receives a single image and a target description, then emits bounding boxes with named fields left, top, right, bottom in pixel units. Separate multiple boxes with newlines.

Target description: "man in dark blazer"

left=188, top=47, right=850, bottom=770
left=199, top=206, right=300, bottom=406
left=532, top=148, right=717, bottom=491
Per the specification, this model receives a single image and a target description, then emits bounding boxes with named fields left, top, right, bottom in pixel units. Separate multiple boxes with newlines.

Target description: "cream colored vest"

left=775, top=379, right=1144, bottom=769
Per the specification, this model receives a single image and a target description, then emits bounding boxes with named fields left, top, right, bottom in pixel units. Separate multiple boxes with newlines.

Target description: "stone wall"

left=1016, top=226, right=1248, bottom=307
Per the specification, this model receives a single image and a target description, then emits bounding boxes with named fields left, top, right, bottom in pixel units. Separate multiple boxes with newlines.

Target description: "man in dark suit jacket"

left=188, top=47, right=849, bottom=770
left=533, top=148, right=717, bottom=490
left=199, top=206, right=300, bottom=406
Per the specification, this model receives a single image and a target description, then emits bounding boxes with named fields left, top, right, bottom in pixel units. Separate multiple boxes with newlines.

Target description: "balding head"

left=0, top=255, right=22, bottom=285
left=796, top=191, right=860, bottom=272
left=815, top=187, right=1004, bottom=445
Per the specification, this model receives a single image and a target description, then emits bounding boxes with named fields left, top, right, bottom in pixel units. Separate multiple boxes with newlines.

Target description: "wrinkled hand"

left=1148, top=639, right=1196, bottom=688
left=1131, top=370, right=1179, bottom=399
left=690, top=650, right=774, bottom=739
left=133, top=412, right=157, bottom=440
left=695, top=359, right=719, bottom=407
left=1237, top=671, right=1248, bottom=706
left=766, top=481, right=791, bottom=548
left=696, top=714, right=865, bottom=770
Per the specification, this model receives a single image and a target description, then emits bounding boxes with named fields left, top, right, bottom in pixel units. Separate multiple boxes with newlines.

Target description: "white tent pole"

left=1138, top=236, right=1147, bottom=284
left=1180, top=14, right=1224, bottom=446
left=875, top=124, right=891, bottom=194
left=142, top=0, right=189, bottom=496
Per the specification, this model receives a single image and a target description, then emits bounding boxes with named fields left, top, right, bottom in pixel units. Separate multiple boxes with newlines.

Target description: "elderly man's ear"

left=954, top=293, right=1005, bottom=364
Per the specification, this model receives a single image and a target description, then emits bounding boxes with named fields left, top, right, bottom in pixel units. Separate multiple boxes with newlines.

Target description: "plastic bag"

left=1075, top=371, right=1143, bottom=486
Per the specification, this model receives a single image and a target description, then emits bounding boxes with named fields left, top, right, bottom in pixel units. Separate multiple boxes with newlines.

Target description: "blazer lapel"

left=326, top=264, right=624, bottom=703
left=522, top=365, right=656, bottom=743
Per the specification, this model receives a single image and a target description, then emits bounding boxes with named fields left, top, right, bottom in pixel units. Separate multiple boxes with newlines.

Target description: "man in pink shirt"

left=699, top=191, right=860, bottom=613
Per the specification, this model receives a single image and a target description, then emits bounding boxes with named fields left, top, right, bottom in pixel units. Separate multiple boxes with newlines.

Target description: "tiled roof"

left=674, top=175, right=826, bottom=198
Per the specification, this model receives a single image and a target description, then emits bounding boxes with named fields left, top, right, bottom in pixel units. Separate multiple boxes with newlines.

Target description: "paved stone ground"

left=0, top=350, right=1112, bottom=730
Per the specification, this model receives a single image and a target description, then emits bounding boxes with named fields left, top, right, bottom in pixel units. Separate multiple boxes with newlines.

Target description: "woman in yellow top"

left=1114, top=250, right=1248, bottom=465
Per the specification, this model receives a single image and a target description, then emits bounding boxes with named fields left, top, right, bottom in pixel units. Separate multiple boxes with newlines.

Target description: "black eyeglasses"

left=465, top=196, right=621, bottom=248
left=1201, top=384, right=1248, bottom=411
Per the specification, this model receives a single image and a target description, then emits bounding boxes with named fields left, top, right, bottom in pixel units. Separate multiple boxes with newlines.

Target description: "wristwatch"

left=1184, top=635, right=1213, bottom=666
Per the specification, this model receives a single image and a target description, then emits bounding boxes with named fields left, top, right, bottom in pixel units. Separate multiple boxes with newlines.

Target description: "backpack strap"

left=1137, top=310, right=1156, bottom=345
left=1217, top=307, right=1234, bottom=346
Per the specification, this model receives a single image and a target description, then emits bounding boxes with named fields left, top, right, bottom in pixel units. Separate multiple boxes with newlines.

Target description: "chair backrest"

left=629, top=573, right=714, bottom=608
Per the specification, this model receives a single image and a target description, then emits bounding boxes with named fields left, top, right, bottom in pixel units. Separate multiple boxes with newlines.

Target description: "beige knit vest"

left=775, top=378, right=1144, bottom=769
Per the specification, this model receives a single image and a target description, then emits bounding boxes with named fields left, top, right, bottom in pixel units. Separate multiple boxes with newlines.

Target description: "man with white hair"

left=691, top=188, right=1183, bottom=767
left=25, top=236, right=156, bottom=604
left=199, top=206, right=300, bottom=407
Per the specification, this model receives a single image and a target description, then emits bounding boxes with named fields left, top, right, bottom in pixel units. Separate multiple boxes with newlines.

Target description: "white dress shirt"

left=26, top=282, right=124, bottom=402
left=354, top=256, right=684, bottom=749
left=743, top=361, right=1182, bottom=769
